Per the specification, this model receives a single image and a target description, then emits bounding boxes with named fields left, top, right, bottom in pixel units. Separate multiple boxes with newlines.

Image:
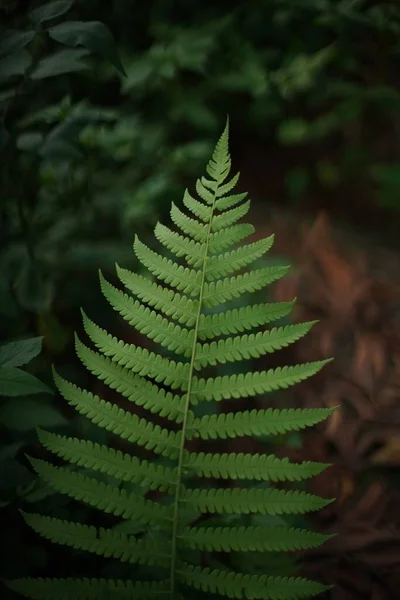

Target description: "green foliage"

left=0, top=0, right=131, bottom=333
left=7, top=123, right=336, bottom=599
left=0, top=336, right=62, bottom=508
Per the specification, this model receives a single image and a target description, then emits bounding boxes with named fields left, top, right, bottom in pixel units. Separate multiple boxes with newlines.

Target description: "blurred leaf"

left=31, top=48, right=90, bottom=79
left=29, top=0, right=74, bottom=24
left=37, top=313, right=70, bottom=354
left=0, top=50, right=32, bottom=79
left=0, top=30, right=36, bottom=58
left=0, top=367, right=53, bottom=396
left=0, top=125, right=10, bottom=150
left=0, top=442, right=24, bottom=461
left=285, top=168, right=310, bottom=199
left=16, top=132, right=43, bottom=151
left=48, top=21, right=126, bottom=75
left=316, top=160, right=341, bottom=188
left=370, top=164, right=400, bottom=210
left=23, top=482, right=58, bottom=503
left=0, top=337, right=43, bottom=367
left=371, top=164, right=400, bottom=188
left=0, top=398, right=65, bottom=431
left=0, top=459, right=34, bottom=489
left=14, top=260, right=54, bottom=313
left=40, top=137, right=83, bottom=159
left=122, top=57, right=153, bottom=92
left=278, top=119, right=310, bottom=145
left=0, top=88, right=15, bottom=104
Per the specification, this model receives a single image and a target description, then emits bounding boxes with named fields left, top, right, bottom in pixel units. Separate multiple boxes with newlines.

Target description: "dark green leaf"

left=0, top=442, right=24, bottom=461
left=0, top=30, right=36, bottom=58
left=0, top=126, right=10, bottom=150
left=23, top=482, right=58, bottom=503
left=48, top=21, right=126, bottom=75
left=0, top=337, right=43, bottom=367
left=0, top=459, right=34, bottom=489
left=278, top=119, right=310, bottom=145
left=0, top=88, right=15, bottom=104
left=29, top=0, right=74, bottom=24
left=31, top=48, right=90, bottom=79
left=0, top=50, right=32, bottom=80
left=0, top=398, right=65, bottom=431
left=285, top=168, right=309, bottom=199
left=371, top=164, right=400, bottom=188
left=40, top=137, right=83, bottom=159
left=0, top=367, right=53, bottom=396
left=16, top=132, right=44, bottom=151
left=14, top=259, right=54, bottom=313
left=1, top=399, right=64, bottom=433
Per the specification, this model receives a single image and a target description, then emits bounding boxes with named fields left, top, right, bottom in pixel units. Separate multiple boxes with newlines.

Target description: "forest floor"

left=249, top=201, right=400, bottom=600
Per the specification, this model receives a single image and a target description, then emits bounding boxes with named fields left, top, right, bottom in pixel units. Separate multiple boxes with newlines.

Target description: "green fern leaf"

left=190, top=360, right=332, bottom=402
left=181, top=487, right=333, bottom=515
left=28, top=457, right=172, bottom=524
left=203, top=265, right=291, bottom=308
left=188, top=407, right=336, bottom=440
left=116, top=266, right=198, bottom=325
left=183, top=452, right=329, bottom=482
left=194, top=321, right=317, bottom=368
left=74, top=337, right=188, bottom=421
left=198, top=300, right=295, bottom=339
left=21, top=512, right=171, bottom=567
left=178, top=563, right=332, bottom=600
left=182, top=188, right=212, bottom=221
left=6, top=578, right=172, bottom=600
left=179, top=524, right=333, bottom=552
left=99, top=273, right=194, bottom=355
left=209, top=222, right=255, bottom=253
left=8, top=118, right=337, bottom=600
left=206, top=235, right=275, bottom=280
left=37, top=428, right=178, bottom=492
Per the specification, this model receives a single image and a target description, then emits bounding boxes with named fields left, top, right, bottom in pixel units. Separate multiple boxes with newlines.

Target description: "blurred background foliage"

left=0, top=0, right=399, bottom=597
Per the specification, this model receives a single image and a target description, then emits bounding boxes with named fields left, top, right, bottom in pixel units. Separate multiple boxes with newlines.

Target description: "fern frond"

left=99, top=273, right=194, bottom=356
left=74, top=337, right=188, bottom=421
left=6, top=578, right=172, bottom=600
left=212, top=199, right=251, bottom=230
left=188, top=407, right=336, bottom=440
left=183, top=452, right=329, bottom=482
left=178, top=562, right=332, bottom=600
left=170, top=202, right=208, bottom=241
left=209, top=223, right=255, bottom=253
left=37, top=428, right=177, bottom=492
left=154, top=222, right=205, bottom=267
left=116, top=266, right=198, bottom=325
left=215, top=191, right=248, bottom=211
left=181, top=487, right=333, bottom=515
left=21, top=512, right=171, bottom=567
left=52, top=368, right=182, bottom=457
left=194, top=321, right=317, bottom=368
left=191, top=360, right=332, bottom=403
left=134, top=236, right=202, bottom=294
left=79, top=311, right=190, bottom=388
left=182, top=188, right=212, bottom=221
left=198, top=300, right=295, bottom=339
left=27, top=458, right=172, bottom=524
left=205, top=235, right=275, bottom=280
left=179, top=524, right=333, bottom=552
left=8, top=119, right=337, bottom=600
left=203, top=265, right=290, bottom=308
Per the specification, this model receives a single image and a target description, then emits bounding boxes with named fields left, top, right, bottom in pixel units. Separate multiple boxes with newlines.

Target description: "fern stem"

left=168, top=169, right=222, bottom=598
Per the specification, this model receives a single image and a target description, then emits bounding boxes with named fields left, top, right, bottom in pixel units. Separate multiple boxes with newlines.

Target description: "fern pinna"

left=7, top=120, right=337, bottom=600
